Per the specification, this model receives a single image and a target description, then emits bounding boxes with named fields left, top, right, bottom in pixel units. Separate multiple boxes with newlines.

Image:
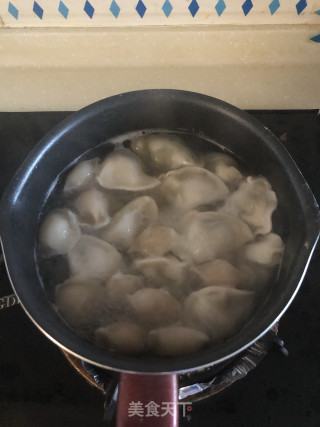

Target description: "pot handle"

left=116, top=373, right=178, bottom=427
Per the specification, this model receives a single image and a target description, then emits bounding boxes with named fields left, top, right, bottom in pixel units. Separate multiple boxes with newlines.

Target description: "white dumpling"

left=205, top=153, right=243, bottom=186
left=196, top=259, right=247, bottom=288
left=130, top=226, right=178, bottom=257
left=130, top=133, right=198, bottom=171
left=68, top=235, right=123, bottom=280
left=64, top=158, right=98, bottom=193
left=127, top=288, right=182, bottom=327
left=160, top=166, right=229, bottom=212
left=222, top=176, right=277, bottom=235
left=130, top=225, right=190, bottom=261
left=55, top=277, right=107, bottom=330
left=101, top=196, right=158, bottom=250
left=148, top=326, right=209, bottom=356
left=183, top=286, right=254, bottom=341
left=96, top=150, right=159, bottom=191
left=95, top=322, right=146, bottom=355
left=105, top=272, right=144, bottom=306
left=134, top=257, right=187, bottom=288
left=180, top=211, right=253, bottom=264
left=245, top=233, right=284, bottom=267
left=39, top=209, right=80, bottom=256
left=75, top=189, right=110, bottom=228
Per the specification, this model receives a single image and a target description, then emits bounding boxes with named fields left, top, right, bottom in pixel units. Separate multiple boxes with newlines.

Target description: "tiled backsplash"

left=0, top=1, right=319, bottom=111
left=1, top=0, right=320, bottom=27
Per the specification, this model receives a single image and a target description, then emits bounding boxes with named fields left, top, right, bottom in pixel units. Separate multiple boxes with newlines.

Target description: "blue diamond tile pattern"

left=110, top=0, right=120, bottom=18
left=33, top=1, right=43, bottom=19
left=242, top=0, right=253, bottom=16
left=136, top=0, right=146, bottom=18
left=58, top=1, right=69, bottom=19
left=310, top=34, right=320, bottom=42
left=269, top=0, right=280, bottom=15
left=6, top=0, right=315, bottom=25
left=296, top=0, right=307, bottom=15
left=8, top=2, right=19, bottom=19
left=215, top=0, right=226, bottom=17
left=189, top=0, right=199, bottom=17
left=84, top=0, right=94, bottom=19
left=162, top=0, right=173, bottom=17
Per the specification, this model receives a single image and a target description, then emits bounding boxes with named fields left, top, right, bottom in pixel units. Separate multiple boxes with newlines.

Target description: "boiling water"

left=37, top=131, right=283, bottom=358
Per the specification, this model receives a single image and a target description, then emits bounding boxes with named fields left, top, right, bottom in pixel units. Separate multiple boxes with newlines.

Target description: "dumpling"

left=64, top=158, right=98, bottom=193
left=148, top=326, right=209, bottom=356
left=55, top=277, right=107, bottom=330
left=127, top=288, right=182, bottom=327
left=238, top=263, right=273, bottom=293
left=75, top=189, right=110, bottom=228
left=130, top=225, right=190, bottom=261
left=130, top=133, right=198, bottom=171
left=96, top=150, right=159, bottom=191
left=196, top=259, right=247, bottom=288
left=244, top=233, right=284, bottom=267
left=130, top=226, right=178, bottom=257
left=180, top=211, right=253, bottom=264
left=39, top=209, right=80, bottom=256
left=105, top=272, right=144, bottom=306
left=67, top=235, right=123, bottom=280
left=134, top=257, right=187, bottom=289
left=101, top=196, right=158, bottom=250
left=222, top=176, right=277, bottom=235
left=183, top=286, right=254, bottom=341
left=205, top=153, right=243, bottom=186
left=95, top=322, right=146, bottom=355
left=160, top=166, right=229, bottom=212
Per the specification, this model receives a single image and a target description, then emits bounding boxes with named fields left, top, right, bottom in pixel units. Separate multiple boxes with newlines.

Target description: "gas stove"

left=0, top=110, right=319, bottom=426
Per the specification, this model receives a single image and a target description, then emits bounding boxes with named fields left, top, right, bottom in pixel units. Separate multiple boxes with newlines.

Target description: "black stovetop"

left=0, top=111, right=319, bottom=427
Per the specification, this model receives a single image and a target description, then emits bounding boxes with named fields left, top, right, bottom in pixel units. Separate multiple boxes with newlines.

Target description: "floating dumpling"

left=131, top=226, right=178, bottom=257
left=95, top=322, right=146, bottom=355
left=222, top=177, right=277, bottom=235
left=56, top=277, right=107, bottom=330
left=64, top=158, right=98, bottom=193
left=180, top=211, right=254, bottom=264
left=96, top=150, right=159, bottom=191
left=105, top=272, right=144, bottom=306
left=130, top=133, right=198, bottom=171
left=183, top=286, right=254, bottom=341
left=134, top=257, right=187, bottom=289
left=245, top=233, right=284, bottom=267
left=101, top=196, right=158, bottom=250
left=196, top=259, right=247, bottom=288
left=206, top=153, right=243, bottom=186
left=67, top=235, right=123, bottom=280
left=130, top=225, right=189, bottom=261
left=148, top=326, right=209, bottom=356
left=160, top=166, right=229, bottom=212
left=39, top=209, right=80, bottom=256
left=127, top=288, right=182, bottom=327
left=75, top=189, right=110, bottom=228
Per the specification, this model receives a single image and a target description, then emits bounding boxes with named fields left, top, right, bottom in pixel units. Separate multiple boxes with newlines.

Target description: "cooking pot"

left=0, top=90, right=319, bottom=426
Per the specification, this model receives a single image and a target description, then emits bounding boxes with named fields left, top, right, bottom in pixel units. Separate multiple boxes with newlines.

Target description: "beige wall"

left=0, top=1, right=319, bottom=111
